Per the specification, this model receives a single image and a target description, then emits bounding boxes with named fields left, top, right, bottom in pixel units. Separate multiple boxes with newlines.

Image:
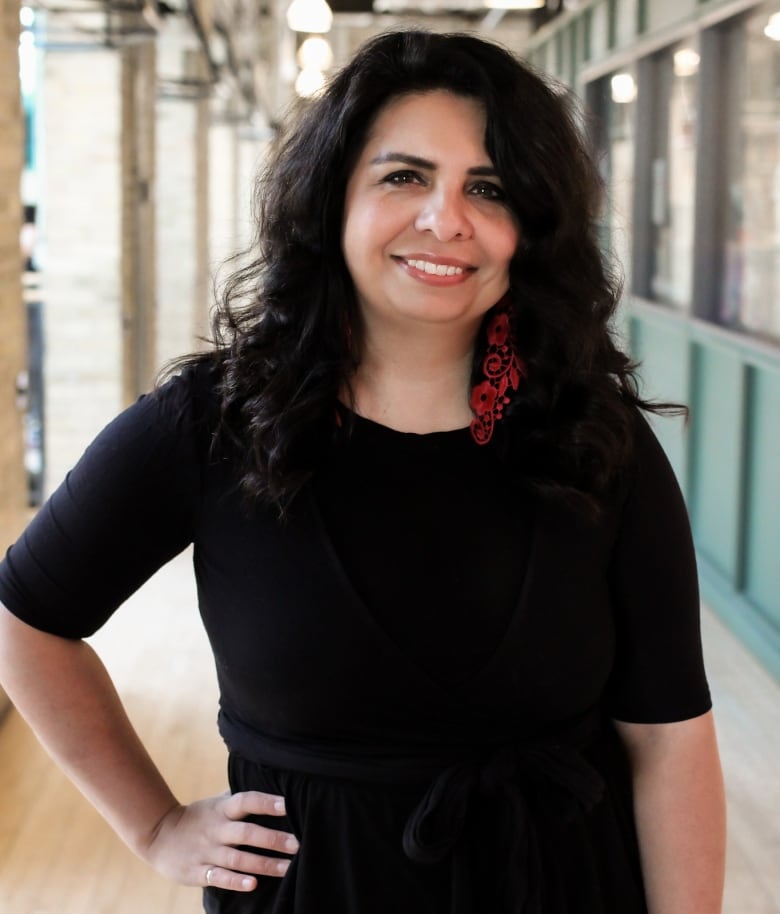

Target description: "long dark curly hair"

left=179, top=29, right=678, bottom=517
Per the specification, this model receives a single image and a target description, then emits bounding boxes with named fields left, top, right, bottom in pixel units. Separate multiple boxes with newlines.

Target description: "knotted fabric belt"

left=401, top=743, right=604, bottom=913
left=219, top=710, right=606, bottom=914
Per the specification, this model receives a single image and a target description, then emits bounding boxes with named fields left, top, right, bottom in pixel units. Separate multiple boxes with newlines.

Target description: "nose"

left=414, top=188, right=473, bottom=242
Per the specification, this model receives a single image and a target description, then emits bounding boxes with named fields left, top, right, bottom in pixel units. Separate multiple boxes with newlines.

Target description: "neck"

left=350, top=321, right=479, bottom=433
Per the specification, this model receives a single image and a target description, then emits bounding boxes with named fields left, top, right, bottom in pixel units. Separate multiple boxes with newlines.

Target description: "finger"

left=222, top=819, right=300, bottom=855
left=204, top=864, right=257, bottom=891
left=214, top=845, right=295, bottom=878
left=203, top=856, right=290, bottom=891
left=222, top=790, right=288, bottom=819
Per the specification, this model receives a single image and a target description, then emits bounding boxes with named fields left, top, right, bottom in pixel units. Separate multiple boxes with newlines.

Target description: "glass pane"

left=590, top=71, right=636, bottom=286
left=648, top=40, right=699, bottom=309
left=721, top=6, right=780, bottom=341
left=607, top=73, right=636, bottom=285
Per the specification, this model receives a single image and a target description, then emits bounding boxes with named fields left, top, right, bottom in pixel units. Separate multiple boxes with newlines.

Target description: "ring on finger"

left=205, top=867, right=215, bottom=886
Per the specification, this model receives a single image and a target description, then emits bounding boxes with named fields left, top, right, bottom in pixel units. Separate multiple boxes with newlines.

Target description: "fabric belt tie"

left=401, top=745, right=605, bottom=914
left=218, top=709, right=606, bottom=913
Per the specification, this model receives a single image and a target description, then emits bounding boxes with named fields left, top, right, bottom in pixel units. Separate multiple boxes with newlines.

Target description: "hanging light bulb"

left=297, top=35, right=333, bottom=71
left=286, top=0, right=333, bottom=34
left=610, top=72, right=637, bottom=104
left=295, top=67, right=326, bottom=98
left=483, top=0, right=544, bottom=9
left=673, top=48, right=700, bottom=77
left=764, top=12, right=780, bottom=41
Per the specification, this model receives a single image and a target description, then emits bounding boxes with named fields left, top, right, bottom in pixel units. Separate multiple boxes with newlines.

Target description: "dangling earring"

left=469, top=300, right=525, bottom=446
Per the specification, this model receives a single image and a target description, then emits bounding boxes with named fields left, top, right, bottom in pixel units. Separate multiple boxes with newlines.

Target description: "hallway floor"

left=0, top=549, right=778, bottom=913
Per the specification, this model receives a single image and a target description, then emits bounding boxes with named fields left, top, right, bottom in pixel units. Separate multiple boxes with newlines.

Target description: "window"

left=719, top=5, right=780, bottom=341
left=645, top=40, right=700, bottom=309
left=588, top=69, right=637, bottom=285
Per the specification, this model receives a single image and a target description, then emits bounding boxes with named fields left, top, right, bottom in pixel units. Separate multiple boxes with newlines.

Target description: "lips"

left=406, top=258, right=463, bottom=276
left=394, top=254, right=476, bottom=278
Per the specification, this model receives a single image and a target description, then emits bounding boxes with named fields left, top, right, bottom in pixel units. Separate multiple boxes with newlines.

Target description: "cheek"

left=345, top=194, right=412, bottom=253
left=495, top=220, right=520, bottom=268
left=343, top=203, right=383, bottom=263
left=342, top=210, right=370, bottom=272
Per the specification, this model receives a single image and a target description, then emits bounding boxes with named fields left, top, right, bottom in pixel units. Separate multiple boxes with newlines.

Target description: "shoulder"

left=624, top=409, right=685, bottom=498
left=64, top=358, right=223, bottom=495
left=150, top=357, right=221, bottom=427
left=610, top=407, right=693, bottom=557
left=585, top=406, right=687, bottom=538
left=115, top=358, right=221, bottom=452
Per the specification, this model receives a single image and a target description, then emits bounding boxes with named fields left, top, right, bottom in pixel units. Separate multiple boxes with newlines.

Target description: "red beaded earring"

left=469, top=301, right=525, bottom=446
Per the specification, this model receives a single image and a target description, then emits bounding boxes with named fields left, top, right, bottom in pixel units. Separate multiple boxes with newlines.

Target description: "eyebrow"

left=368, top=152, right=499, bottom=177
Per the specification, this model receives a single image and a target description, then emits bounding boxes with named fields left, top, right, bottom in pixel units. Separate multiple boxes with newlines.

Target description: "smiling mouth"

left=406, top=258, right=463, bottom=277
left=397, top=257, right=475, bottom=277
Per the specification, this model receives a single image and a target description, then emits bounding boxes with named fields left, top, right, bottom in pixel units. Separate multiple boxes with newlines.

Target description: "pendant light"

left=286, top=0, right=333, bottom=34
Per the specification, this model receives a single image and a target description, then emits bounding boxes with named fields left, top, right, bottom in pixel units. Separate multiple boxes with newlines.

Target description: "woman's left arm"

left=615, top=710, right=726, bottom=914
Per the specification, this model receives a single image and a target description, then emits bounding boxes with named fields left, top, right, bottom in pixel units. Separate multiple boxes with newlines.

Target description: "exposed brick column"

left=194, top=65, right=210, bottom=345
left=41, top=33, right=159, bottom=490
left=237, top=137, right=264, bottom=250
left=40, top=47, right=124, bottom=491
left=0, top=0, right=28, bottom=542
left=0, top=0, right=26, bottom=717
left=156, top=38, right=211, bottom=367
left=121, top=40, right=158, bottom=402
left=208, top=109, right=240, bottom=301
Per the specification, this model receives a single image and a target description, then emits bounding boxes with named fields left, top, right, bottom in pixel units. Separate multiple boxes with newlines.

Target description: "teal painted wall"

left=629, top=315, right=690, bottom=490
left=528, top=0, right=780, bottom=678
left=743, top=369, right=780, bottom=629
left=688, top=345, right=744, bottom=583
left=630, top=310, right=780, bottom=678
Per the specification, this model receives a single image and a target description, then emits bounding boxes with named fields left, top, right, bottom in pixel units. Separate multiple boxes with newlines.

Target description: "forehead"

left=359, top=90, right=489, bottom=157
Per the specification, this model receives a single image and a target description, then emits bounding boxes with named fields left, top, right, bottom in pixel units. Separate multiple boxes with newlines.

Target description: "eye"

left=469, top=181, right=506, bottom=201
left=381, top=170, right=425, bottom=186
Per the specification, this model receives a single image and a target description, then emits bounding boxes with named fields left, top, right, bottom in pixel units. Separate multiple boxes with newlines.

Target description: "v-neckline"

left=305, top=483, right=539, bottom=699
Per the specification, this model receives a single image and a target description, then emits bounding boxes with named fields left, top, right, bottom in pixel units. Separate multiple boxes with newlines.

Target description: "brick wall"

left=0, top=0, right=26, bottom=716
left=121, top=41, right=158, bottom=400
left=156, top=41, right=211, bottom=368
left=0, top=0, right=27, bottom=536
left=194, top=66, right=210, bottom=346
left=209, top=117, right=239, bottom=268
left=41, top=48, right=124, bottom=491
left=35, top=11, right=265, bottom=490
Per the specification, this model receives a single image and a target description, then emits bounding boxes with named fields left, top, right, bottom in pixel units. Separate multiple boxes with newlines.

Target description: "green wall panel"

left=744, top=369, right=780, bottom=630
left=688, top=344, right=743, bottom=582
left=630, top=315, right=690, bottom=490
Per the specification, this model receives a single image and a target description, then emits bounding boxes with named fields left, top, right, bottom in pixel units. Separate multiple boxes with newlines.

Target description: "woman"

left=0, top=30, right=725, bottom=914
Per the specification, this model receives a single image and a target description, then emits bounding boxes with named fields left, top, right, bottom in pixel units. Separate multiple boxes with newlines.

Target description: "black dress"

left=0, top=365, right=711, bottom=914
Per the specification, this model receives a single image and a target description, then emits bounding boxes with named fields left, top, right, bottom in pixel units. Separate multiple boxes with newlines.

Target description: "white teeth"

left=406, top=259, right=464, bottom=276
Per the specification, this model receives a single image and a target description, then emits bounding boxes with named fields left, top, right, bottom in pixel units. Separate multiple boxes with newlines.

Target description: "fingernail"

left=241, top=877, right=255, bottom=890
left=285, top=835, right=300, bottom=853
left=274, top=798, right=286, bottom=813
left=277, top=859, right=290, bottom=875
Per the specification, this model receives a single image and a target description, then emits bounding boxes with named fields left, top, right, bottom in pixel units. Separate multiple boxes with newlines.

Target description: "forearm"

left=0, top=603, right=179, bottom=858
left=616, top=712, right=726, bottom=914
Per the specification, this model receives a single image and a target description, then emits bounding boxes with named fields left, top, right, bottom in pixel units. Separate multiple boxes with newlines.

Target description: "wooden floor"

left=0, top=549, right=225, bottom=914
left=1, top=549, right=778, bottom=914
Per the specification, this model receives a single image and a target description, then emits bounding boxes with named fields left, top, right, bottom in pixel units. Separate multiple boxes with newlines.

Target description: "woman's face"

left=342, top=90, right=520, bottom=341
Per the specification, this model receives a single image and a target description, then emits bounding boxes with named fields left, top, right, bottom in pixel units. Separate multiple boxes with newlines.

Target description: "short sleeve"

left=605, top=414, right=712, bottom=723
left=0, top=365, right=213, bottom=638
